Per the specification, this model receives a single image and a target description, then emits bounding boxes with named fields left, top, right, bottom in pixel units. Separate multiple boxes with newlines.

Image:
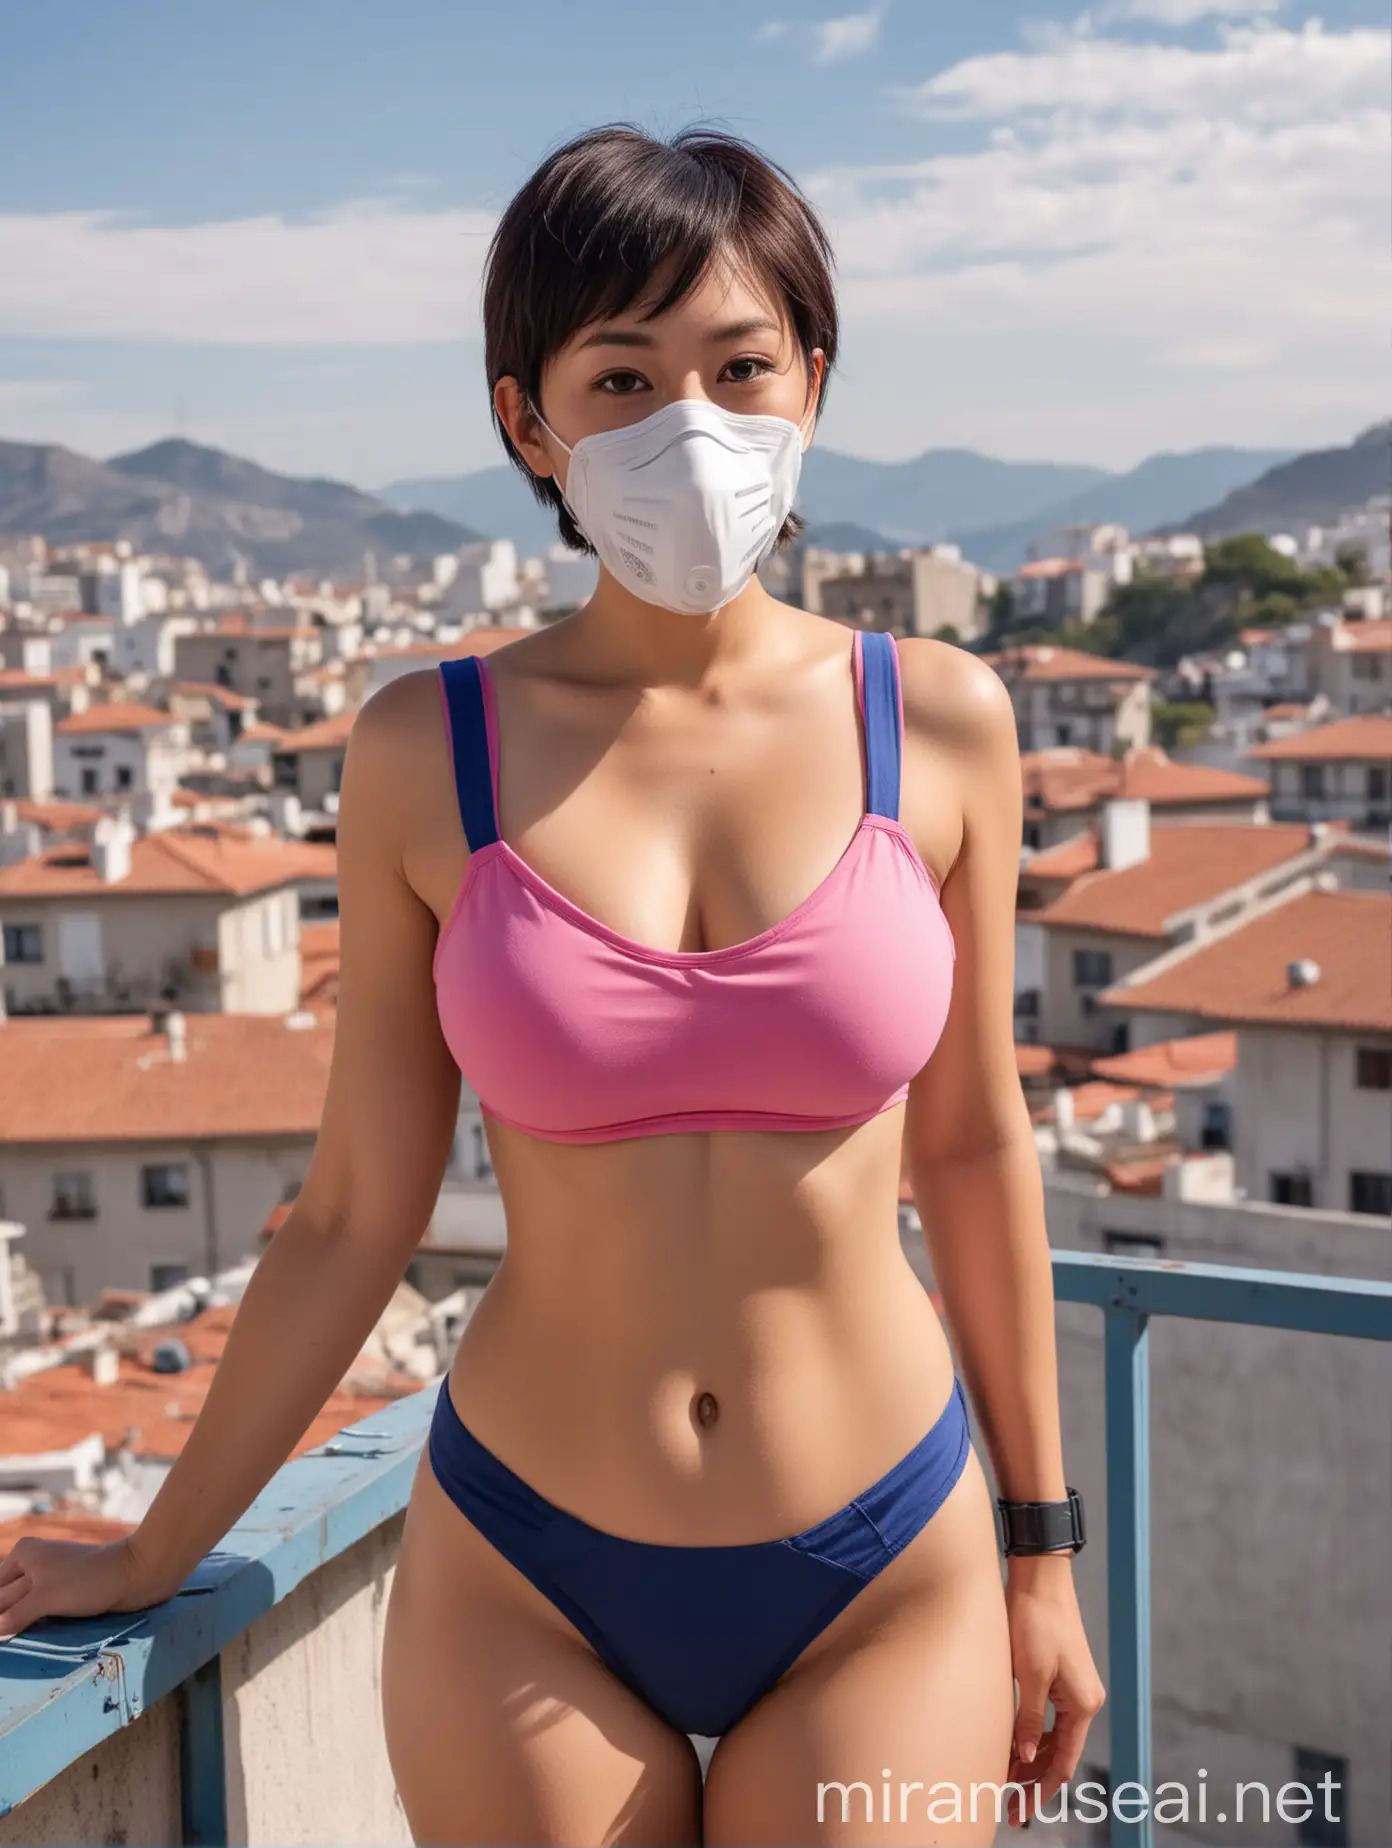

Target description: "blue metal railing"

left=1, top=1254, right=1390, bottom=1845
left=1052, top=1252, right=1392, bottom=1848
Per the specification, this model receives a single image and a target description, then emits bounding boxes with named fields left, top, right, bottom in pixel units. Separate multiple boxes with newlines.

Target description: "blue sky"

left=1, top=0, right=1386, bottom=484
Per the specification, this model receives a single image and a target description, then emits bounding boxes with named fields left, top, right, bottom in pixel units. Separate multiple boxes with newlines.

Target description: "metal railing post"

left=1104, top=1304, right=1152, bottom=1848
left=178, top=1653, right=228, bottom=1845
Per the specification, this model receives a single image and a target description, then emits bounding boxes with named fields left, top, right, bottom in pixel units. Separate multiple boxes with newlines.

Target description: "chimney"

left=1052, top=1087, right=1076, bottom=1132
left=0, top=806, right=41, bottom=869
left=1100, top=797, right=1150, bottom=872
left=92, top=814, right=134, bottom=883
left=164, top=1010, right=188, bottom=1063
left=80, top=1342, right=120, bottom=1386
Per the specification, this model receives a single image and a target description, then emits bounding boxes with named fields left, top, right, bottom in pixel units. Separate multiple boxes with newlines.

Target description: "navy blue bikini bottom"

left=427, top=1374, right=972, bottom=1739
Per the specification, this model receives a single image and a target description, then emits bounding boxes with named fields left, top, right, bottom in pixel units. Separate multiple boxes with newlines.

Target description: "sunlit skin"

left=0, top=255, right=1103, bottom=1844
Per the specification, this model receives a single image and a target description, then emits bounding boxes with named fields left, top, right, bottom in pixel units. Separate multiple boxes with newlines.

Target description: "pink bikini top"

left=433, top=628, right=954, bottom=1143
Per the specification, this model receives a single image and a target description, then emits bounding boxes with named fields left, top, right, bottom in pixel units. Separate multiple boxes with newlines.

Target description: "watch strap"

left=997, top=1486, right=1087, bottom=1554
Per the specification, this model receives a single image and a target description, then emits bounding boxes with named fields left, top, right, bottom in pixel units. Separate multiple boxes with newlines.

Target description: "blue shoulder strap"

left=861, top=630, right=902, bottom=820
left=439, top=657, right=499, bottom=851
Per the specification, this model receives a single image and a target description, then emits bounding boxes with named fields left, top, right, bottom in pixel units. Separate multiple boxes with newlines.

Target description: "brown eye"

left=597, top=371, right=646, bottom=395
left=723, top=357, right=774, bottom=383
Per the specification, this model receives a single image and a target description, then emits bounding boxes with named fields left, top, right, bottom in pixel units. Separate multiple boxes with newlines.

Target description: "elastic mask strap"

left=527, top=400, right=574, bottom=459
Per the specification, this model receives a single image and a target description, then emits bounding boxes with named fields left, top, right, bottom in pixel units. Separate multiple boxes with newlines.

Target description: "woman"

left=0, top=126, right=1103, bottom=1844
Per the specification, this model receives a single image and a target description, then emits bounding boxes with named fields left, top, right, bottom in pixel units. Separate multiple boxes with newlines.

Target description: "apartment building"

left=0, top=663, right=96, bottom=723
left=0, top=821, right=334, bottom=1016
left=1010, top=556, right=1110, bottom=629
left=173, top=617, right=325, bottom=727
left=1306, top=615, right=1392, bottom=716
left=1015, top=802, right=1332, bottom=1051
left=0, top=1010, right=336, bottom=1303
left=52, top=701, right=189, bottom=809
left=1021, top=745, right=1268, bottom=853
left=0, top=699, right=53, bottom=800
left=166, top=682, right=261, bottom=755
left=1098, top=889, right=1392, bottom=1217
left=1249, top=713, right=1392, bottom=827
left=817, top=548, right=985, bottom=643
left=271, top=710, right=353, bottom=813
left=985, top=644, right=1153, bottom=753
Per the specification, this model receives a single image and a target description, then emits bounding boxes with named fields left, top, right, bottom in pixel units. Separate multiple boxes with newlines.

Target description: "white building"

left=0, top=700, right=54, bottom=802
left=441, top=540, right=520, bottom=621
left=1249, top=714, right=1392, bottom=828
left=53, top=702, right=189, bottom=809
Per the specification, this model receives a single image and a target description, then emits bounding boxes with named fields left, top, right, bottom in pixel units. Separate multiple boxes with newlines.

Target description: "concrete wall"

left=54, top=726, right=187, bottom=803
left=1264, top=757, right=1390, bottom=826
left=901, top=1180, right=1391, bottom=1847
left=175, top=632, right=323, bottom=729
left=0, top=1136, right=314, bottom=1303
left=1040, top=927, right=1159, bottom=1049
left=0, top=700, right=53, bottom=800
left=0, top=1517, right=412, bottom=1847
left=1234, top=1026, right=1392, bottom=1212
left=0, top=887, right=299, bottom=1015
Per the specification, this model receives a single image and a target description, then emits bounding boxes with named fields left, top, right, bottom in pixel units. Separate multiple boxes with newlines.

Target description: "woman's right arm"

left=0, top=676, right=464, bottom=1633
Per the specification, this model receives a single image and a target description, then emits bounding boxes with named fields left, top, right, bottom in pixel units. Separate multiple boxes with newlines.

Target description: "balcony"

left=1, top=1254, right=1389, bottom=1848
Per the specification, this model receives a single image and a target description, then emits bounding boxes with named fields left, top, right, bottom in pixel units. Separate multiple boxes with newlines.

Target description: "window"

left=471, top=1124, right=494, bottom=1182
left=150, top=1262, right=191, bottom=1292
left=1073, top=948, right=1114, bottom=989
left=2, top=923, right=42, bottom=964
left=1014, top=990, right=1040, bottom=1019
left=1367, top=765, right=1388, bottom=803
left=1300, top=764, right=1324, bottom=801
left=1200, top=1100, right=1232, bottom=1151
left=51, top=1171, right=96, bottom=1219
left=1023, top=823, right=1042, bottom=851
left=1348, top=1172, right=1392, bottom=1218
left=1355, top=1046, right=1392, bottom=1090
left=1291, top=1746, right=1347, bottom=1847
left=1270, top=1171, right=1313, bottom=1208
left=141, top=1163, right=191, bottom=1209
left=80, top=767, right=99, bottom=795
left=273, top=754, right=298, bottom=790
left=115, top=764, right=133, bottom=791
left=1109, top=1022, right=1130, bottom=1055
left=1056, top=723, right=1073, bottom=746
left=1104, top=1230, right=1165, bottom=1257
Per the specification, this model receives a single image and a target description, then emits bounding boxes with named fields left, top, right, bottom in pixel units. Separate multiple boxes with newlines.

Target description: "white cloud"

left=0, top=379, right=85, bottom=407
left=754, top=19, right=791, bottom=40
left=805, top=18, right=1389, bottom=457
left=897, top=22, right=1385, bottom=119
left=811, top=6, right=885, bottom=63
left=1096, top=0, right=1282, bottom=23
left=0, top=201, right=495, bottom=345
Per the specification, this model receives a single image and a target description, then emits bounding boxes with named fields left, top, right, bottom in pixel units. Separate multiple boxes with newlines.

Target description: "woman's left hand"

left=1002, top=1554, right=1106, bottom=1828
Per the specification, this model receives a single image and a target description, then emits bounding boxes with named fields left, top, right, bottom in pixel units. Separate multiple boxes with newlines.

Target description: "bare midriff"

left=446, top=1103, right=958, bottom=1547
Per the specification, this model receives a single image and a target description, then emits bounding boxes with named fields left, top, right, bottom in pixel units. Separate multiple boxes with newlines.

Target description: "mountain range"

left=382, top=441, right=1302, bottom=570
left=0, top=437, right=478, bottom=579
left=0, top=425, right=1381, bottom=583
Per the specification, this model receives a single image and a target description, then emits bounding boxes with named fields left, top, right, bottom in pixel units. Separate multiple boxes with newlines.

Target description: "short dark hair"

left=482, top=124, right=838, bottom=556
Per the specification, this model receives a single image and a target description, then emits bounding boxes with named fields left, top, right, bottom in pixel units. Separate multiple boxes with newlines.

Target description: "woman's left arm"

left=896, top=639, right=1106, bottom=1825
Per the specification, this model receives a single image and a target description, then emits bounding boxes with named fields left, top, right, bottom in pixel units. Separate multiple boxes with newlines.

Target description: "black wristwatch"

left=996, top=1487, right=1087, bottom=1556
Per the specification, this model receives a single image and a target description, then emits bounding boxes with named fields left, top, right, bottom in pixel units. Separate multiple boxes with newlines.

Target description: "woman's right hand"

left=0, top=1533, right=179, bottom=1639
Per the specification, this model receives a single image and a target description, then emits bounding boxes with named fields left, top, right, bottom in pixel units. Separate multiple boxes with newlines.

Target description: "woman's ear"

left=494, top=377, right=556, bottom=479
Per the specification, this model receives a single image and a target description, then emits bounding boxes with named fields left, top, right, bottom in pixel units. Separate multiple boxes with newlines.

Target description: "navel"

left=694, top=1389, right=720, bottom=1430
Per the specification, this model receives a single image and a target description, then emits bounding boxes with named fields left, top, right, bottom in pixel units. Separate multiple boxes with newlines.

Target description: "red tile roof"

left=300, top=920, right=340, bottom=1007
left=1016, top=556, right=1081, bottom=580
left=1100, top=890, right=1392, bottom=1032
left=1021, top=746, right=1268, bottom=817
left=1091, top=1031, right=1237, bottom=1089
left=1032, top=822, right=1315, bottom=938
left=0, top=824, right=335, bottom=898
left=0, top=1012, right=335, bottom=1144
left=171, top=681, right=261, bottom=712
left=984, top=645, right=1154, bottom=684
left=56, top=701, right=176, bottom=736
left=11, top=796, right=102, bottom=833
left=0, top=1302, right=416, bottom=1468
left=274, top=711, right=355, bottom=754
left=1031, top=1080, right=1175, bottom=1125
left=1329, top=619, right=1392, bottom=653
left=1015, top=1043, right=1056, bottom=1079
left=1249, top=714, right=1392, bottom=762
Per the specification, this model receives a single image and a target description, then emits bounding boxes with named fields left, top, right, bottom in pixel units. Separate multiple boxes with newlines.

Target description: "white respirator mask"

left=530, top=395, right=811, bottom=615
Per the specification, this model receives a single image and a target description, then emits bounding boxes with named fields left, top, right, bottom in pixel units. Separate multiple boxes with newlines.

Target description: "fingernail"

left=1022, top=1742, right=1036, bottom=1764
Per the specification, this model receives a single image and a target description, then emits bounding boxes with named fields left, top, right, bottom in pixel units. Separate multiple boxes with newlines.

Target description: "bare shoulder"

left=896, top=636, right=1016, bottom=763
left=346, top=667, right=446, bottom=769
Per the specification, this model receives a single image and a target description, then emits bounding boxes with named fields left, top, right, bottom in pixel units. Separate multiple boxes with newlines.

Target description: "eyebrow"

left=574, top=315, right=783, bottom=353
